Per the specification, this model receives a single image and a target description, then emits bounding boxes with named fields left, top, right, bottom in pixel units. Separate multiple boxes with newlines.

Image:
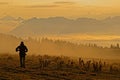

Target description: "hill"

left=0, top=33, right=120, bottom=59
left=0, top=16, right=23, bottom=33
left=0, top=54, right=120, bottom=80
left=10, top=16, right=120, bottom=36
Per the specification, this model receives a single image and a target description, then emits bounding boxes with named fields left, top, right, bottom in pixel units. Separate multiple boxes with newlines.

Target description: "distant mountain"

left=10, top=16, right=120, bottom=36
left=0, top=16, right=24, bottom=33
left=0, top=16, right=24, bottom=21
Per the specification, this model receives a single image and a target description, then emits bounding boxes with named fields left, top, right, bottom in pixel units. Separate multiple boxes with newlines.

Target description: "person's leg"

left=19, top=54, right=22, bottom=67
left=23, top=55, right=25, bottom=68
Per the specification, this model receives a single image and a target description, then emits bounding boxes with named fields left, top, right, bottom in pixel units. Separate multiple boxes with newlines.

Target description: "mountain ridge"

left=10, top=16, right=120, bottom=36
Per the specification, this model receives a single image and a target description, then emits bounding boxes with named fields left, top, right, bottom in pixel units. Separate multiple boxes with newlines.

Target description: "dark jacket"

left=16, top=45, right=28, bottom=55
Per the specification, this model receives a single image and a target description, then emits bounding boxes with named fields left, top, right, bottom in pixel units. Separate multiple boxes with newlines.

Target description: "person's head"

left=20, top=41, right=24, bottom=46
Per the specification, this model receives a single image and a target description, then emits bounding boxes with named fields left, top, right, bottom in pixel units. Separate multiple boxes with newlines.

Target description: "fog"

left=0, top=33, right=120, bottom=59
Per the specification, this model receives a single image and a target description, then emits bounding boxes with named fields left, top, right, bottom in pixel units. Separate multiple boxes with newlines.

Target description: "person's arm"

left=25, top=46, right=28, bottom=52
left=16, top=46, right=19, bottom=52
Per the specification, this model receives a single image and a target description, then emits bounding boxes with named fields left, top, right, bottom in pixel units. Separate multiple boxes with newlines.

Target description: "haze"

left=0, top=0, right=120, bottom=59
left=0, top=0, right=120, bottom=18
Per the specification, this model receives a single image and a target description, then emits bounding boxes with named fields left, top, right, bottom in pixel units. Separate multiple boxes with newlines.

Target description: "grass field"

left=0, top=54, right=120, bottom=80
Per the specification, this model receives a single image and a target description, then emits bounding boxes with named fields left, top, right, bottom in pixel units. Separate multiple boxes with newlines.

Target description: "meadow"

left=0, top=54, right=120, bottom=80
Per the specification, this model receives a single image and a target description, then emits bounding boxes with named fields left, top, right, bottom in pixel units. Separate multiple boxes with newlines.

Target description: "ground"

left=0, top=54, right=120, bottom=80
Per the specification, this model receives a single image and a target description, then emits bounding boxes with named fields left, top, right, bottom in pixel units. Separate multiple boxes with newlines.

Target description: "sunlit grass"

left=0, top=53, right=119, bottom=80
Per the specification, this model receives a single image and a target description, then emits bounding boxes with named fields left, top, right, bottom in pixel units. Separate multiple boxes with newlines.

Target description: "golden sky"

left=0, top=0, right=120, bottom=19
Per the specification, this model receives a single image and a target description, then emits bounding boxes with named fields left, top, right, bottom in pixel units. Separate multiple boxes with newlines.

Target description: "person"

left=16, top=41, right=28, bottom=68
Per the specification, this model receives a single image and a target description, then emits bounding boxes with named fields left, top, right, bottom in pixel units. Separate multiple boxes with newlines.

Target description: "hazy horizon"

left=0, top=0, right=120, bottom=59
left=1, top=16, right=120, bottom=41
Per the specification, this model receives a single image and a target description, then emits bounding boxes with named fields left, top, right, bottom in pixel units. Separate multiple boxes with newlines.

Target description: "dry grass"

left=0, top=54, right=120, bottom=80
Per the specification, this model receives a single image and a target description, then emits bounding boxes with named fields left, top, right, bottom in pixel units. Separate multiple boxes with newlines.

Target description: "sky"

left=0, top=0, right=120, bottom=19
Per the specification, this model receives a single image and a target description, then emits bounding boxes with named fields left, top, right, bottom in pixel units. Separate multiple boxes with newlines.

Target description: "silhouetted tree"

left=116, top=43, right=119, bottom=48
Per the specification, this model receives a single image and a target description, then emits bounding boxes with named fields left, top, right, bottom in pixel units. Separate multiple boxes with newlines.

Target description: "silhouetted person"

left=16, top=42, right=28, bottom=68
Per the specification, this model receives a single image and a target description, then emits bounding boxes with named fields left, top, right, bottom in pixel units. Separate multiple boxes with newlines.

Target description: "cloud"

left=54, top=1, right=75, bottom=5
left=0, top=2, right=8, bottom=5
left=26, top=5, right=59, bottom=8
left=24, top=1, right=75, bottom=9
